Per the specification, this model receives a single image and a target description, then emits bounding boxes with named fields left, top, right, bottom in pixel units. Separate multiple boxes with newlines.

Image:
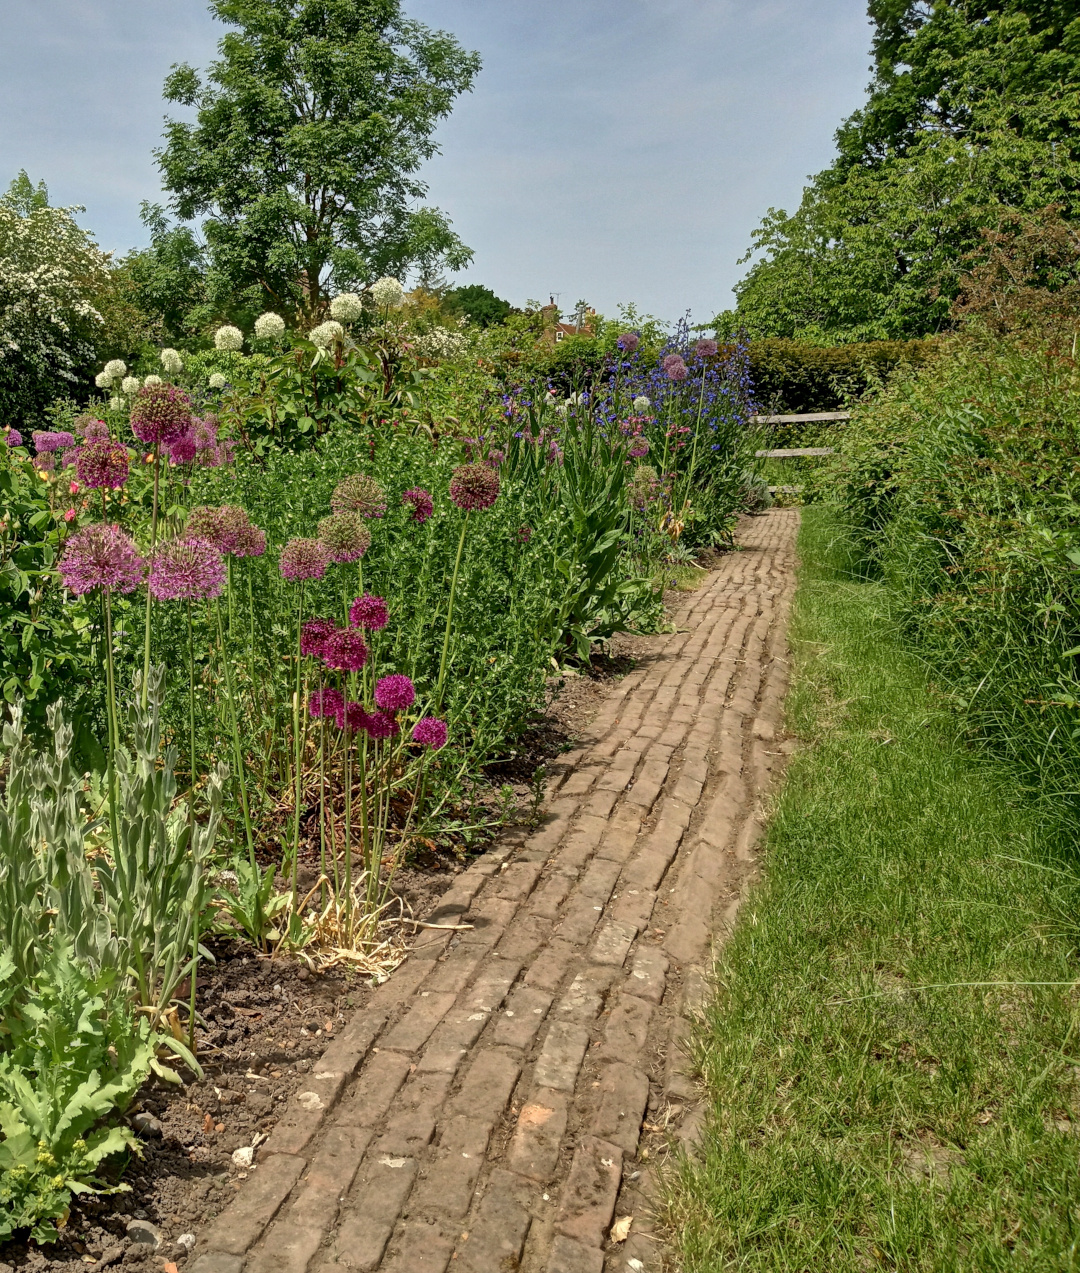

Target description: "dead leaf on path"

left=611, top=1215, right=633, bottom=1242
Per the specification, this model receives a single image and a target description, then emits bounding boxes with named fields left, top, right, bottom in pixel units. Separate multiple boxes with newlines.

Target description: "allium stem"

left=102, top=590, right=120, bottom=860
left=214, top=600, right=258, bottom=879
left=436, top=511, right=469, bottom=709
left=680, top=363, right=709, bottom=517
left=141, top=448, right=161, bottom=709
left=186, top=602, right=196, bottom=820
left=290, top=583, right=306, bottom=911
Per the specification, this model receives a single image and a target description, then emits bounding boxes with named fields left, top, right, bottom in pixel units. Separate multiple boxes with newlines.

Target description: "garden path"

left=189, top=507, right=800, bottom=1273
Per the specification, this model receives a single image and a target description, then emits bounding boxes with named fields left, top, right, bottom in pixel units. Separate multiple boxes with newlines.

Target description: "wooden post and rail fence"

left=751, top=410, right=849, bottom=495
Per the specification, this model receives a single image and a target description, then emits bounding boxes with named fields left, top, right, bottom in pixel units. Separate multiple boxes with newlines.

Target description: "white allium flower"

left=143, top=374, right=163, bottom=387
left=121, top=376, right=141, bottom=395
left=109, top=397, right=122, bottom=411
left=329, top=293, right=364, bottom=323
left=94, top=370, right=112, bottom=389
left=103, top=359, right=127, bottom=382
left=308, top=320, right=344, bottom=349
left=369, top=276, right=404, bottom=309
left=633, top=395, right=651, bottom=413
left=254, top=311, right=286, bottom=340
left=214, top=325, right=244, bottom=351
left=208, top=372, right=228, bottom=390
left=160, top=347, right=183, bottom=374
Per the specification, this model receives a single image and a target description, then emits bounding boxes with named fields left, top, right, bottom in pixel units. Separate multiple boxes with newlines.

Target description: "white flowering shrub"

left=214, top=324, right=244, bottom=351
left=160, top=347, right=183, bottom=374
left=369, top=277, right=404, bottom=309
left=415, top=326, right=467, bottom=360
left=308, top=320, right=344, bottom=349
left=254, top=311, right=286, bottom=341
left=329, top=292, right=363, bottom=323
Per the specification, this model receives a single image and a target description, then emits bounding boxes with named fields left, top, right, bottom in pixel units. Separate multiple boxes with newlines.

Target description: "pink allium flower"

left=59, top=523, right=144, bottom=595
left=301, top=618, right=336, bottom=658
left=364, top=710, right=399, bottom=740
left=402, top=487, right=434, bottom=523
left=331, top=474, right=387, bottom=519
left=187, top=505, right=263, bottom=557
left=449, top=462, right=500, bottom=511
left=616, top=331, right=640, bottom=352
left=629, top=439, right=651, bottom=458
left=75, top=439, right=129, bottom=490
left=412, top=717, right=448, bottom=750
left=33, top=431, right=76, bottom=453
left=309, top=687, right=345, bottom=719
left=335, top=700, right=368, bottom=732
left=75, top=416, right=110, bottom=441
left=695, top=339, right=718, bottom=357
left=192, top=416, right=219, bottom=451
left=148, top=535, right=227, bottom=601
left=374, top=674, right=415, bottom=712
left=4, top=428, right=23, bottom=447
left=348, top=592, right=388, bottom=632
left=279, top=537, right=330, bottom=582
left=234, top=522, right=266, bottom=557
left=35, top=453, right=56, bottom=473
left=322, top=628, right=369, bottom=672
left=662, top=354, right=689, bottom=381
left=318, top=512, right=371, bottom=563
left=129, top=383, right=194, bottom=447
left=165, top=429, right=198, bottom=464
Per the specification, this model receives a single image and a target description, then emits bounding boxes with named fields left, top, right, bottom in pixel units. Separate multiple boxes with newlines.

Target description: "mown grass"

left=666, top=505, right=1080, bottom=1271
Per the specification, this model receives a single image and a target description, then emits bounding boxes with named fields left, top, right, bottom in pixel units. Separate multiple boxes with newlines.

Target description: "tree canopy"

left=157, top=0, right=481, bottom=322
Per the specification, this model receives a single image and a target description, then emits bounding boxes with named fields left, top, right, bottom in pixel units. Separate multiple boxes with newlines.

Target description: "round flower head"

left=331, top=474, right=387, bottom=519
left=143, top=374, right=163, bottom=387
left=695, top=339, right=718, bottom=357
left=279, top=537, right=330, bottom=582
left=317, top=512, right=372, bottom=563
left=187, top=504, right=255, bottom=555
left=629, top=437, right=651, bottom=458
left=191, top=415, right=219, bottom=453
left=412, top=717, right=448, bottom=750
left=130, top=383, right=194, bottom=447
left=35, top=452, right=56, bottom=472
left=214, top=325, right=244, bottom=351
left=349, top=592, right=388, bottom=632
left=662, top=354, right=689, bottom=381
left=517, top=525, right=533, bottom=544
left=148, top=535, right=227, bottom=601
left=165, top=429, right=198, bottom=464
left=254, top=311, right=286, bottom=341
left=402, top=487, right=434, bottom=523
left=234, top=521, right=266, bottom=558
left=449, top=463, right=500, bottom=511
left=322, top=628, right=369, bottom=673
left=616, top=331, right=640, bottom=352
left=109, top=397, right=122, bottom=412
left=309, top=687, right=345, bottom=720
left=4, top=428, right=23, bottom=447
left=369, top=277, right=404, bottom=309
left=632, top=395, right=651, bottom=413
left=160, top=347, right=183, bottom=375
left=121, top=376, right=141, bottom=396
left=94, top=370, right=113, bottom=390
left=103, top=359, right=127, bottom=383
left=329, top=293, right=363, bottom=323
left=33, top=431, right=76, bottom=454
left=75, top=415, right=110, bottom=441
left=309, top=320, right=344, bottom=349
left=301, top=618, right=337, bottom=658
left=364, top=710, right=399, bottom=741
left=374, top=674, right=415, bottom=713
left=335, top=700, right=368, bottom=732
left=59, top=523, right=144, bottom=595
left=76, top=439, right=129, bottom=490
left=208, top=372, right=227, bottom=391
left=628, top=464, right=658, bottom=510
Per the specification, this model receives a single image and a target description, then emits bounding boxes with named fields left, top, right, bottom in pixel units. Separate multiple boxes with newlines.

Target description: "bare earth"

left=178, top=508, right=801, bottom=1273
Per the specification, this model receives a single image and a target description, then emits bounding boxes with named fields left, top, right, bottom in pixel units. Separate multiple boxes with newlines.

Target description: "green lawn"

left=666, top=506, right=1080, bottom=1271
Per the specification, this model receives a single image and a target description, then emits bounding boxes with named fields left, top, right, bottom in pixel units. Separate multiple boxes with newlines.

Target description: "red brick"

left=202, top=1152, right=306, bottom=1256
left=576, top=857, right=622, bottom=903
left=495, top=911, right=552, bottom=962
left=555, top=894, right=606, bottom=945
left=380, top=992, right=457, bottom=1053
left=407, top=1117, right=491, bottom=1219
left=332, top=1154, right=417, bottom=1269
left=489, top=985, right=553, bottom=1049
left=553, top=815, right=607, bottom=870
left=464, top=956, right=522, bottom=1013
left=312, top=1009, right=388, bottom=1080
left=624, top=761, right=668, bottom=810
left=527, top=870, right=577, bottom=919
left=533, top=1021, right=590, bottom=1092
left=506, top=1088, right=568, bottom=1181
left=451, top=1172, right=532, bottom=1273
left=525, top=797, right=579, bottom=856
left=417, top=1008, right=491, bottom=1074
left=590, top=921, right=637, bottom=968
left=335, top=1050, right=411, bottom=1127
left=188, top=1257, right=242, bottom=1273
left=523, top=939, right=577, bottom=992
left=262, top=1068, right=348, bottom=1156
left=419, top=947, right=484, bottom=995
left=458, top=895, right=520, bottom=947
left=394, top=1068, right=453, bottom=1117
left=554, top=968, right=614, bottom=1025
left=378, top=1218, right=456, bottom=1273
left=286, top=1125, right=373, bottom=1232
left=367, top=954, right=439, bottom=1012
left=247, top=1222, right=324, bottom=1273
left=609, top=887, right=657, bottom=933
left=447, top=1047, right=522, bottom=1121
left=548, top=1234, right=604, bottom=1273
left=489, top=858, right=545, bottom=900
left=372, top=1110, right=437, bottom=1157
left=626, top=947, right=668, bottom=1004
left=554, top=1136, right=623, bottom=1247
left=599, top=995, right=654, bottom=1064
left=592, top=1063, right=649, bottom=1155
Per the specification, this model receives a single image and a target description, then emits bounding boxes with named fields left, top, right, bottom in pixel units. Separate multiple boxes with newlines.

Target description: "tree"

left=445, top=284, right=511, bottom=328
left=156, top=0, right=481, bottom=323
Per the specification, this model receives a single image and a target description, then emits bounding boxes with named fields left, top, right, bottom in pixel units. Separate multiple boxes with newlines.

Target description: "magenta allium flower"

left=331, top=474, right=387, bottom=519
left=695, top=339, right=718, bottom=357
left=33, top=431, right=76, bottom=453
left=318, top=512, right=372, bottom=563
left=129, top=383, right=194, bottom=447
left=322, top=628, right=369, bottom=672
left=148, top=536, right=227, bottom=601
left=348, top=592, right=389, bottom=632
left=335, top=700, right=368, bottom=732
left=616, top=331, right=640, bottom=352
left=309, top=687, right=345, bottom=719
left=301, top=618, right=336, bottom=658
left=59, top=523, right=145, bottom=595
left=662, top=354, right=689, bottom=381
left=76, top=439, right=130, bottom=490
left=75, top=416, right=110, bottom=441
left=364, top=710, right=399, bottom=741
left=192, top=415, right=219, bottom=451
left=449, top=463, right=500, bottom=511
left=4, top=428, right=23, bottom=447
left=402, top=487, right=434, bottom=523
left=412, top=717, right=448, bottom=750
left=374, top=674, right=415, bottom=713
left=279, top=537, right=330, bottom=582
left=165, top=429, right=198, bottom=464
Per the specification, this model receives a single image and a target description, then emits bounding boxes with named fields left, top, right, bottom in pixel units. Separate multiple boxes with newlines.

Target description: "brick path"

left=190, top=508, right=799, bottom=1273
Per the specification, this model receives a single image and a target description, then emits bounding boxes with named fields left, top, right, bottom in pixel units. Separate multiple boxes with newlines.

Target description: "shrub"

left=748, top=338, right=934, bottom=413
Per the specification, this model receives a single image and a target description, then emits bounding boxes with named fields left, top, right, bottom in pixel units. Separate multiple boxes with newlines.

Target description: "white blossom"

left=329, top=292, right=363, bottom=323
left=308, top=320, right=344, bottom=349
left=208, top=372, right=227, bottom=390
left=109, top=396, right=122, bottom=411
left=214, top=325, right=244, bottom=351
left=633, top=395, right=651, bottom=413
left=160, top=347, right=183, bottom=374
left=104, top=359, right=127, bottom=381
left=143, top=374, right=162, bottom=387
left=94, top=370, right=112, bottom=389
left=254, top=311, right=286, bottom=340
left=369, top=276, right=404, bottom=309
left=121, top=376, right=141, bottom=395
left=415, top=326, right=467, bottom=360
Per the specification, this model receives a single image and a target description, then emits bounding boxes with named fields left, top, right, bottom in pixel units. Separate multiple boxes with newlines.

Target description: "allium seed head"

left=130, top=383, right=194, bottom=447
left=402, top=487, right=434, bottom=523
left=322, top=628, right=369, bottom=673
left=412, top=717, right=448, bottom=750
left=59, top=523, right=144, bottom=595
left=279, top=537, right=330, bottom=582
left=374, top=674, right=415, bottom=713
left=148, top=535, right=227, bottom=601
left=76, top=439, right=129, bottom=490
left=449, top=463, right=500, bottom=511
left=331, top=474, right=387, bottom=519
left=317, top=512, right=372, bottom=563
left=348, top=592, right=388, bottom=632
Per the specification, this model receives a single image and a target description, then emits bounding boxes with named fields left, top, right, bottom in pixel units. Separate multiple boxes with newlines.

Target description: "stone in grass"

left=126, top=1219, right=164, bottom=1249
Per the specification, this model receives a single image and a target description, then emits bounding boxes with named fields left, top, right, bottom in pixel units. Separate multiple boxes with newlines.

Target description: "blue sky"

left=0, top=1, right=873, bottom=324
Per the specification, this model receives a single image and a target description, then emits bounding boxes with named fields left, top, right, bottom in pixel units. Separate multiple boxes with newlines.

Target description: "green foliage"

left=157, top=0, right=481, bottom=320
left=444, top=284, right=511, bottom=328
left=747, top=337, right=934, bottom=413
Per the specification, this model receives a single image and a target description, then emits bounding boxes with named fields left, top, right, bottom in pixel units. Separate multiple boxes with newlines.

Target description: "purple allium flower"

left=449, top=462, right=500, bottom=511
left=348, top=592, right=389, bottom=632
left=187, top=505, right=263, bottom=557
left=517, top=525, right=533, bottom=544
left=485, top=449, right=505, bottom=469
left=75, top=415, right=110, bottom=441
left=331, top=474, right=387, bottom=519
left=628, top=438, right=651, bottom=458
left=4, top=428, right=23, bottom=447
left=148, top=535, right=227, bottom=601
left=322, top=628, right=369, bottom=672
left=59, top=523, right=145, bottom=596
left=412, top=717, right=448, bottom=750
left=34, top=452, right=56, bottom=472
left=279, top=537, right=330, bottom=582
left=309, top=687, right=345, bottom=719
left=364, top=710, right=399, bottom=741
left=129, top=383, right=194, bottom=447
left=616, top=331, right=640, bottom=352
left=301, top=618, right=337, bottom=658
left=33, top=431, right=76, bottom=453
left=318, top=512, right=371, bottom=564
left=76, top=439, right=130, bottom=490
left=662, top=354, right=689, bottom=382
left=192, top=415, right=219, bottom=451
left=695, top=339, right=718, bottom=357
left=374, top=674, right=415, bottom=713
left=234, top=522, right=266, bottom=558
left=402, top=487, right=434, bottom=523
left=165, top=428, right=198, bottom=464
left=335, top=700, right=368, bottom=732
